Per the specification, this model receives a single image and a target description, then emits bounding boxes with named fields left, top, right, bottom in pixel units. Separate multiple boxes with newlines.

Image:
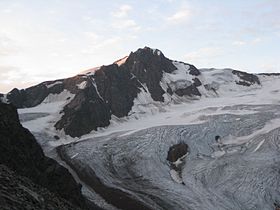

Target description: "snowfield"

left=17, top=70, right=280, bottom=210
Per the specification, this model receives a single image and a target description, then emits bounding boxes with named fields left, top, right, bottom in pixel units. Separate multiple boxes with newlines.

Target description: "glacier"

left=14, top=58, right=280, bottom=209
left=57, top=104, right=280, bottom=210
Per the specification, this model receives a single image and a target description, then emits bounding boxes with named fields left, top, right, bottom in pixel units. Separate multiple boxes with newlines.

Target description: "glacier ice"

left=58, top=104, right=280, bottom=210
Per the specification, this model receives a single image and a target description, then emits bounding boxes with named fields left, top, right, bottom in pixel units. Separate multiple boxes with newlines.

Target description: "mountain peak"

left=1, top=46, right=265, bottom=138
left=132, top=46, right=164, bottom=57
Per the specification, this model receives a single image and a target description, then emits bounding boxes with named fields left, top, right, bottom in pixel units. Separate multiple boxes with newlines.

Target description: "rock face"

left=124, top=47, right=177, bottom=101
left=55, top=47, right=178, bottom=137
left=54, top=81, right=112, bottom=137
left=167, top=143, right=189, bottom=185
left=0, top=164, right=83, bottom=210
left=3, top=47, right=262, bottom=137
left=0, top=102, right=90, bottom=209
left=189, top=65, right=201, bottom=76
left=167, top=143, right=189, bottom=162
left=232, top=70, right=260, bottom=86
left=175, top=84, right=201, bottom=97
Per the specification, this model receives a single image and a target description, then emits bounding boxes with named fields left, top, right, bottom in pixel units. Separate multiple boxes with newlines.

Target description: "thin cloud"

left=0, top=35, right=19, bottom=56
left=260, top=63, right=279, bottom=73
left=0, top=65, right=19, bottom=77
left=112, top=4, right=132, bottom=18
left=252, top=37, right=261, bottom=44
left=111, top=4, right=140, bottom=31
left=185, top=47, right=223, bottom=61
left=232, top=41, right=246, bottom=46
left=232, top=37, right=261, bottom=47
left=167, top=7, right=191, bottom=24
left=112, top=19, right=140, bottom=31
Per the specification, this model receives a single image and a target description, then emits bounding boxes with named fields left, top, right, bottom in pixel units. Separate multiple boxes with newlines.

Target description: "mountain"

left=1, top=47, right=261, bottom=137
left=0, top=102, right=101, bottom=209
left=1, top=46, right=280, bottom=210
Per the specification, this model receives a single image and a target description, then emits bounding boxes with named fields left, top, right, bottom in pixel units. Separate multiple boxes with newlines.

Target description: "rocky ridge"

left=0, top=102, right=99, bottom=209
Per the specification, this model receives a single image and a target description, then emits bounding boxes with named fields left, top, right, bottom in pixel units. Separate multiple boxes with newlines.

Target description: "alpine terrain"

left=1, top=47, right=280, bottom=210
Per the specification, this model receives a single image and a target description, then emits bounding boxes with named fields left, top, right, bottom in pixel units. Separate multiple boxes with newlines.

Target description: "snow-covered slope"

left=2, top=47, right=280, bottom=209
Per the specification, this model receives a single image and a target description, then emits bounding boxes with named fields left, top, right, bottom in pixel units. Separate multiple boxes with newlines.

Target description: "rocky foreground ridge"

left=0, top=102, right=101, bottom=209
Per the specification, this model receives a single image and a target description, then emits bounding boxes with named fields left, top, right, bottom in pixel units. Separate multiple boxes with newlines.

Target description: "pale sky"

left=0, top=0, right=279, bottom=93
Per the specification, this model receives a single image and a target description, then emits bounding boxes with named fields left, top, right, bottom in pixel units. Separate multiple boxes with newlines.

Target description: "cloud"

left=0, top=65, right=36, bottom=93
left=0, top=65, right=19, bottom=77
left=111, top=4, right=140, bottom=31
left=81, top=35, right=123, bottom=54
left=112, top=19, right=140, bottom=31
left=232, top=37, right=262, bottom=46
left=0, top=34, right=19, bottom=56
left=185, top=47, right=223, bottom=61
left=112, top=4, right=132, bottom=18
left=167, top=7, right=191, bottom=24
left=251, top=37, right=261, bottom=44
left=232, top=41, right=246, bottom=46
left=260, top=63, right=279, bottom=73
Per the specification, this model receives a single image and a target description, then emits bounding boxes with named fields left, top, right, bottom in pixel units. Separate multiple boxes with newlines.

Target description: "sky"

left=0, top=0, right=279, bottom=93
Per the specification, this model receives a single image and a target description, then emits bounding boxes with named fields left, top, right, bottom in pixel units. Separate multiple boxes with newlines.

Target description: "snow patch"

left=77, top=81, right=87, bottom=89
left=88, top=77, right=104, bottom=101
left=152, top=48, right=162, bottom=56
left=173, top=153, right=188, bottom=167
left=253, top=139, right=265, bottom=152
left=71, top=153, right=79, bottom=159
left=45, top=81, right=63, bottom=88
left=170, top=169, right=183, bottom=184
left=18, top=90, right=75, bottom=133
left=129, top=86, right=166, bottom=117
left=160, top=61, right=194, bottom=93
left=42, top=89, right=74, bottom=104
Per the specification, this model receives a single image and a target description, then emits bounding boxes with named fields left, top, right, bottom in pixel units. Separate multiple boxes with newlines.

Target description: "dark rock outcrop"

left=5, top=77, right=87, bottom=108
left=167, top=143, right=189, bottom=162
left=0, top=102, right=89, bottom=209
left=175, top=84, right=201, bottom=97
left=6, top=88, right=26, bottom=107
left=94, top=63, right=142, bottom=118
left=192, top=78, right=202, bottom=87
left=167, top=143, right=188, bottom=185
left=232, top=70, right=260, bottom=86
left=258, top=73, right=280, bottom=76
left=189, top=65, right=201, bottom=76
left=124, top=47, right=177, bottom=102
left=0, top=164, right=83, bottom=210
left=55, top=83, right=111, bottom=137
